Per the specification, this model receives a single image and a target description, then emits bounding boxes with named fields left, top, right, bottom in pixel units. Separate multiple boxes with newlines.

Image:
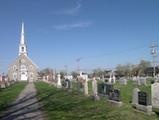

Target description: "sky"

left=0, top=0, right=159, bottom=73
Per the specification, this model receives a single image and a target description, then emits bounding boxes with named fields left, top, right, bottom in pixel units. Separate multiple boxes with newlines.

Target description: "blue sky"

left=0, top=0, right=159, bottom=73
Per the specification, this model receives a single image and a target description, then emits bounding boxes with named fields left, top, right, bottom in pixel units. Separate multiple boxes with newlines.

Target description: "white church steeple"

left=19, top=22, right=27, bottom=56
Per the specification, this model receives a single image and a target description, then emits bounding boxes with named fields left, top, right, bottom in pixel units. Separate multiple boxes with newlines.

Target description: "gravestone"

left=109, top=75, right=112, bottom=83
left=57, top=73, right=62, bottom=88
left=66, top=79, right=71, bottom=89
left=62, top=79, right=71, bottom=89
left=152, top=83, right=159, bottom=109
left=108, top=89, right=122, bottom=107
left=132, top=88, right=140, bottom=106
left=84, top=78, right=88, bottom=95
left=137, top=77, right=146, bottom=85
left=112, top=75, right=116, bottom=84
left=132, top=76, right=137, bottom=81
left=138, top=91, right=148, bottom=106
left=92, top=77, right=100, bottom=100
left=132, top=90, right=152, bottom=115
left=98, top=83, right=113, bottom=96
left=140, top=77, right=147, bottom=85
left=119, top=78, right=127, bottom=85
left=109, top=89, right=120, bottom=102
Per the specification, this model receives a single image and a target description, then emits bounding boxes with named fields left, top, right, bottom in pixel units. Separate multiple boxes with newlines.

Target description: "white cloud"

left=53, top=22, right=92, bottom=30
left=52, top=0, right=82, bottom=15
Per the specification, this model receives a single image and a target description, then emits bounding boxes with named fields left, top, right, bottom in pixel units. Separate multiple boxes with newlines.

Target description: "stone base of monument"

left=132, top=104, right=154, bottom=115
left=152, top=106, right=159, bottom=113
left=107, top=100, right=123, bottom=107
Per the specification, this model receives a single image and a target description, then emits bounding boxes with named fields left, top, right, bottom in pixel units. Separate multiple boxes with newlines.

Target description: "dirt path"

left=0, top=82, right=45, bottom=120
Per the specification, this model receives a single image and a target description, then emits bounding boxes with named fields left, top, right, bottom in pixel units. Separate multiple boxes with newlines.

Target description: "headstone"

left=108, top=89, right=123, bottom=107
left=84, top=78, right=88, bottom=95
left=152, top=83, right=159, bottom=109
left=65, top=79, right=71, bottom=89
left=139, top=77, right=147, bottom=85
left=138, top=91, right=148, bottom=106
left=132, top=88, right=140, bottom=106
left=133, top=91, right=153, bottom=115
left=57, top=73, right=61, bottom=88
left=109, top=74, right=112, bottom=83
left=132, top=76, right=137, bottom=81
left=112, top=75, right=116, bottom=84
left=109, top=89, right=120, bottom=102
left=98, top=83, right=113, bottom=96
left=92, top=77, right=100, bottom=100
left=119, top=78, right=127, bottom=85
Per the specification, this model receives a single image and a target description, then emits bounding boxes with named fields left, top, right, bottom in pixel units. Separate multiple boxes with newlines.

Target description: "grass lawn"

left=0, top=82, right=27, bottom=113
left=35, top=81, right=159, bottom=120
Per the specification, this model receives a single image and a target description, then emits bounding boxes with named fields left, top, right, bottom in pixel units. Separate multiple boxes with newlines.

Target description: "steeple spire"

left=19, top=22, right=27, bottom=56
left=20, top=22, right=25, bottom=44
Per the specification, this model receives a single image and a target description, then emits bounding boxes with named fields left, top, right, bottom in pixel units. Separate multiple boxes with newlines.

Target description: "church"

left=8, top=22, right=38, bottom=82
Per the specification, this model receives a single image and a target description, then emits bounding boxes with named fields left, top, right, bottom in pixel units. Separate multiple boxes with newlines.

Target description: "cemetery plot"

left=34, top=81, right=159, bottom=120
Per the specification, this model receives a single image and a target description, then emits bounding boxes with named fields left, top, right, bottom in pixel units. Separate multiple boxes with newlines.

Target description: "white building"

left=8, top=22, right=38, bottom=82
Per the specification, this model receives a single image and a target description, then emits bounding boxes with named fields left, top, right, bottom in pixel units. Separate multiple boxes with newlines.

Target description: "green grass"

left=0, top=82, right=27, bottom=113
left=35, top=82, right=159, bottom=120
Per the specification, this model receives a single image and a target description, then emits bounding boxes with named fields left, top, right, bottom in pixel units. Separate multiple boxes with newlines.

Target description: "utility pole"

left=150, top=42, right=158, bottom=77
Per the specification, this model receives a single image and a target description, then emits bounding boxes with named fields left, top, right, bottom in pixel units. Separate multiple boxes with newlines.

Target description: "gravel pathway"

left=0, top=82, right=45, bottom=120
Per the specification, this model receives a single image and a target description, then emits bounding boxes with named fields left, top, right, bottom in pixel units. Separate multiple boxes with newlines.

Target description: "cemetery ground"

left=0, top=82, right=27, bottom=113
left=35, top=80, right=159, bottom=120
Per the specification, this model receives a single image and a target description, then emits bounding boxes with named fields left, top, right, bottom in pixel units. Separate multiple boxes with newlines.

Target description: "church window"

left=22, top=47, right=24, bottom=52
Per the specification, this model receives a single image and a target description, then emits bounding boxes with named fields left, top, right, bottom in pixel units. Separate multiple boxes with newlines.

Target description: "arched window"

left=21, top=47, right=24, bottom=52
